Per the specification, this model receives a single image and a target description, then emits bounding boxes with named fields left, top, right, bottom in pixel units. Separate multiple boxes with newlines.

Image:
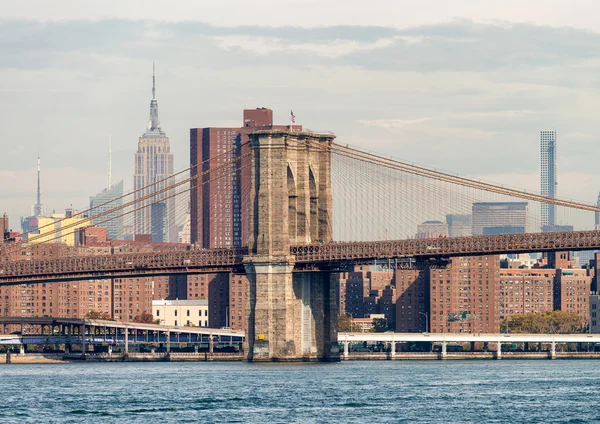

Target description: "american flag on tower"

left=290, top=110, right=296, bottom=123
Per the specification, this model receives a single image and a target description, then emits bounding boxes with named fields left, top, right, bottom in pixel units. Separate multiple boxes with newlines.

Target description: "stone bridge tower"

left=243, top=130, right=339, bottom=361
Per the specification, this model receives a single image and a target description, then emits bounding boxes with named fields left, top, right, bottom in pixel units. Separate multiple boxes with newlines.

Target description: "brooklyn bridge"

left=2, top=129, right=600, bottom=361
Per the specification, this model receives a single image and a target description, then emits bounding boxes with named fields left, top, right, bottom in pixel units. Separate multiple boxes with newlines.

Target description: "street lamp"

left=419, top=312, right=429, bottom=333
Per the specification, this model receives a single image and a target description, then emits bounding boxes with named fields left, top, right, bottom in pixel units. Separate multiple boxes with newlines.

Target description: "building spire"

left=146, top=62, right=162, bottom=134
left=152, top=61, right=156, bottom=100
left=32, top=153, right=44, bottom=217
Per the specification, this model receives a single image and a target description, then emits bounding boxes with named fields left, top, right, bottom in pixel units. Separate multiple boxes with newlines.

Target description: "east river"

left=2, top=360, right=600, bottom=423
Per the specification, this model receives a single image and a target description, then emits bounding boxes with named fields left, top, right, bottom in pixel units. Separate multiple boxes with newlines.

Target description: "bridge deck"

left=2, top=230, right=600, bottom=284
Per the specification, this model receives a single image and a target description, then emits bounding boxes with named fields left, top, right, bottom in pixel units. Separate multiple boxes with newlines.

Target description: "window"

left=175, top=310, right=178, bottom=316
left=156, top=310, right=160, bottom=316
left=187, top=310, right=190, bottom=317
left=175, top=320, right=178, bottom=326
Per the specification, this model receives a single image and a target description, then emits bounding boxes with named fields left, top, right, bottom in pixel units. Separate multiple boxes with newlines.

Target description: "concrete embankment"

left=4, top=351, right=600, bottom=363
left=1, top=353, right=68, bottom=364
left=342, top=351, right=600, bottom=360
left=1, top=352, right=245, bottom=363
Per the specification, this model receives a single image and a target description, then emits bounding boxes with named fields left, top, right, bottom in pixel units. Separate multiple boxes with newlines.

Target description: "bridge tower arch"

left=244, top=130, right=339, bottom=361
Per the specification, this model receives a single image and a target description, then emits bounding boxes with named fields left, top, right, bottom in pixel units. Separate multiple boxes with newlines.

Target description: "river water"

left=1, top=360, right=599, bottom=423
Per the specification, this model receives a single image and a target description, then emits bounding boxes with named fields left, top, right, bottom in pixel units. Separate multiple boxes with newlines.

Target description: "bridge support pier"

left=496, top=342, right=502, bottom=359
left=343, top=342, right=349, bottom=359
left=243, top=257, right=339, bottom=362
left=550, top=341, right=556, bottom=359
left=440, top=342, right=447, bottom=360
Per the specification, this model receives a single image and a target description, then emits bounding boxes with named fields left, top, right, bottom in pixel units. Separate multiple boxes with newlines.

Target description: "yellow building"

left=60, top=216, right=90, bottom=246
left=31, top=212, right=90, bottom=246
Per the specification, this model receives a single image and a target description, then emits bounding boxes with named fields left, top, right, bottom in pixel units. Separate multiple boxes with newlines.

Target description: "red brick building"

left=429, top=256, right=500, bottom=333
left=499, top=269, right=555, bottom=320
left=395, top=268, right=428, bottom=332
left=554, top=269, right=592, bottom=325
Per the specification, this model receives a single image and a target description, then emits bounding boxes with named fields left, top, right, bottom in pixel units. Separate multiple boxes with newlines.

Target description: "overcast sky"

left=2, top=1, right=600, bottom=230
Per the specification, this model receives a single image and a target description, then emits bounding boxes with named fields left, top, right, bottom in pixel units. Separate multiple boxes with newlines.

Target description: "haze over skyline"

left=3, top=1, right=600, bottom=227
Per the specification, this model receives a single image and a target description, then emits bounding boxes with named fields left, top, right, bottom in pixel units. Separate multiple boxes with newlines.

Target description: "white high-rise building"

left=133, top=65, right=176, bottom=242
left=540, top=130, right=557, bottom=229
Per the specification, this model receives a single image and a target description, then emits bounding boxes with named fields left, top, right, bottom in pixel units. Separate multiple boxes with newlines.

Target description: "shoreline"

left=4, top=351, right=600, bottom=364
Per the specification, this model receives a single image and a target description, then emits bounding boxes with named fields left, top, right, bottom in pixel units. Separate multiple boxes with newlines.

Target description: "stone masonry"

left=243, top=130, right=339, bottom=361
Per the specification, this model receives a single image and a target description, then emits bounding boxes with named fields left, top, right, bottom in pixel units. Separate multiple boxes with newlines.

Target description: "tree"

left=85, top=310, right=112, bottom=320
left=133, top=311, right=160, bottom=324
left=501, top=311, right=584, bottom=334
left=338, top=314, right=353, bottom=332
left=373, top=318, right=389, bottom=333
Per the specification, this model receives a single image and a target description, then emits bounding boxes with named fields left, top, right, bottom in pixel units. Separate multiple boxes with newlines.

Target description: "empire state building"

left=133, top=65, right=176, bottom=242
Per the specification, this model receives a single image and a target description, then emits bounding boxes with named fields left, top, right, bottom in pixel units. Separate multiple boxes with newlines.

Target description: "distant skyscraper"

left=472, top=202, right=528, bottom=236
left=446, top=214, right=472, bottom=237
left=133, top=64, right=176, bottom=242
left=32, top=156, right=45, bottom=217
left=540, top=130, right=557, bottom=228
left=416, top=220, right=448, bottom=239
left=90, top=180, right=124, bottom=241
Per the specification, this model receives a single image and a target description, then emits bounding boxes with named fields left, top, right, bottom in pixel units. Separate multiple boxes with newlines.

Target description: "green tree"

left=338, top=314, right=353, bottom=332
left=373, top=318, right=389, bottom=333
left=501, top=311, right=584, bottom=334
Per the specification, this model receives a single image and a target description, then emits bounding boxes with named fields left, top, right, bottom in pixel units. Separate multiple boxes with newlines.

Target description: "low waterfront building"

left=153, top=299, right=209, bottom=327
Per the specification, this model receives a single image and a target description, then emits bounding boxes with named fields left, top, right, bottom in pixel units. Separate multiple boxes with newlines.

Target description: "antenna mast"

left=108, top=134, right=112, bottom=188
left=152, top=61, right=156, bottom=99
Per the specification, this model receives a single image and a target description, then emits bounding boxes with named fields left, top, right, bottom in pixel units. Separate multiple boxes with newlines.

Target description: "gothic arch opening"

left=309, top=167, right=318, bottom=242
left=288, top=165, right=297, bottom=242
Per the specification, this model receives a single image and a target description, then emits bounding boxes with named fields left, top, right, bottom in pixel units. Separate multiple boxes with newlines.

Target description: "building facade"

left=446, top=214, right=472, bottom=237
left=153, top=299, right=209, bottom=327
left=540, top=130, right=557, bottom=228
left=395, top=268, right=428, bottom=332
left=429, top=256, right=501, bottom=333
left=89, top=180, right=124, bottom=241
left=554, top=269, right=591, bottom=325
left=471, top=202, right=528, bottom=236
left=499, top=269, right=555, bottom=322
left=591, top=294, right=600, bottom=333
left=416, top=220, right=448, bottom=239
left=133, top=67, right=176, bottom=242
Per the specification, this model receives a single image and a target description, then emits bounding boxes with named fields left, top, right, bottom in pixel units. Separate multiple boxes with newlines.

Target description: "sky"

left=2, top=0, right=600, bottom=230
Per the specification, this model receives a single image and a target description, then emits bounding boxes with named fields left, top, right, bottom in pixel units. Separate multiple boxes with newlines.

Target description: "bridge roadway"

left=338, top=332, right=600, bottom=359
left=338, top=332, right=600, bottom=344
left=2, top=230, right=600, bottom=284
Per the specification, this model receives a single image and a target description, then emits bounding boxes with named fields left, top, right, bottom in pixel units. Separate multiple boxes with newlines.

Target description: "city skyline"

left=3, top=13, right=600, bottom=226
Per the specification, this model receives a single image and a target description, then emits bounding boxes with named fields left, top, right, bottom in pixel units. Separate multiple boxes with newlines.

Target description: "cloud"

left=358, top=118, right=432, bottom=129
left=2, top=17, right=600, bottom=226
left=213, top=35, right=402, bottom=58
